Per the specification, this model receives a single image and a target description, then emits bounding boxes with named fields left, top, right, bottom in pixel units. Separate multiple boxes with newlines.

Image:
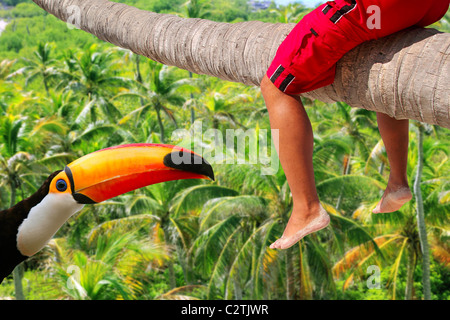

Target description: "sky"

left=273, top=0, right=322, bottom=7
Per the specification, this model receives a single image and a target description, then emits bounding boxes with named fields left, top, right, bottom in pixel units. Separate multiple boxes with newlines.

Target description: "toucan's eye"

left=56, top=179, right=68, bottom=192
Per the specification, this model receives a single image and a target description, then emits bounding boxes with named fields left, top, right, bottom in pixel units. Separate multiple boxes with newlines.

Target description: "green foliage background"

left=0, top=0, right=449, bottom=300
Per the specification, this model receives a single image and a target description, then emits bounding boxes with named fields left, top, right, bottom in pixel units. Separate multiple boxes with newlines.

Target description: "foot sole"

left=270, top=206, right=330, bottom=250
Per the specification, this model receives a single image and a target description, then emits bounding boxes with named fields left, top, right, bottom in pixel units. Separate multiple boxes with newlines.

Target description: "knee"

left=260, top=75, right=274, bottom=98
left=260, top=75, right=301, bottom=106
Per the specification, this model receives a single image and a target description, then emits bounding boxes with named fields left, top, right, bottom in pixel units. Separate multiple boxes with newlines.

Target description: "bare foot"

left=270, top=204, right=330, bottom=250
left=373, top=186, right=412, bottom=214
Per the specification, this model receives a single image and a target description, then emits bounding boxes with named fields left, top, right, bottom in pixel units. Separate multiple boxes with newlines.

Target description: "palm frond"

left=329, top=213, right=383, bottom=257
left=87, top=214, right=157, bottom=245
left=303, top=236, right=336, bottom=293
left=333, top=234, right=402, bottom=279
left=156, top=285, right=205, bottom=300
left=198, top=195, right=267, bottom=231
left=431, top=244, right=450, bottom=268
left=193, top=214, right=242, bottom=275
left=170, top=184, right=238, bottom=216
left=225, top=220, right=281, bottom=299
left=387, top=238, right=408, bottom=300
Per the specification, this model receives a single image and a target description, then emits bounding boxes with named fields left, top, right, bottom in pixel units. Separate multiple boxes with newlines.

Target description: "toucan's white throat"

left=17, top=193, right=84, bottom=257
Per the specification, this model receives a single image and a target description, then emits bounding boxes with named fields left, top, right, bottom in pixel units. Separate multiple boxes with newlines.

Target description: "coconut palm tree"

left=412, top=123, right=431, bottom=299
left=333, top=126, right=449, bottom=300
left=311, top=101, right=380, bottom=210
left=0, top=59, right=16, bottom=82
left=192, top=193, right=273, bottom=299
left=17, top=42, right=59, bottom=97
left=81, top=179, right=234, bottom=292
left=115, top=60, right=195, bottom=143
left=50, top=230, right=167, bottom=299
left=409, top=122, right=449, bottom=300
left=32, top=0, right=449, bottom=128
left=197, top=77, right=252, bottom=130
left=333, top=211, right=421, bottom=300
left=57, top=44, right=131, bottom=124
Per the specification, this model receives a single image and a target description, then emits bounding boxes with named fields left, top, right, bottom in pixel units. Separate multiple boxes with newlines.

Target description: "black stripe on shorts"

left=322, top=4, right=332, bottom=14
left=270, top=65, right=285, bottom=83
left=279, top=73, right=295, bottom=92
left=329, top=0, right=357, bottom=24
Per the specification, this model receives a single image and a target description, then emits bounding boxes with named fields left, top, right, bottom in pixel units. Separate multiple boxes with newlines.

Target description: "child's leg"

left=373, top=112, right=412, bottom=213
left=261, top=75, right=329, bottom=249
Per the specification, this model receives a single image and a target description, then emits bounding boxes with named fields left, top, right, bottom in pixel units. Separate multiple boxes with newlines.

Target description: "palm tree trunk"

left=134, top=54, right=143, bottom=84
left=9, top=181, right=16, bottom=208
left=43, top=74, right=50, bottom=97
left=285, top=249, right=295, bottom=300
left=336, top=154, right=351, bottom=210
left=413, top=123, right=431, bottom=300
left=32, top=0, right=449, bottom=128
left=405, top=243, right=416, bottom=300
left=155, top=106, right=165, bottom=143
left=12, top=265, right=25, bottom=300
left=9, top=183, right=25, bottom=300
left=161, top=213, right=176, bottom=289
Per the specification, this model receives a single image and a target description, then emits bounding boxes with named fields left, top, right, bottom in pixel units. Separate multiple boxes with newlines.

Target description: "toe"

left=373, top=204, right=381, bottom=214
left=276, top=236, right=298, bottom=250
left=269, top=240, right=279, bottom=249
left=270, top=238, right=284, bottom=249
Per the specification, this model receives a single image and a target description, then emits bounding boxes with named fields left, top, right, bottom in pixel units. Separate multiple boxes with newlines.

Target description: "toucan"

left=0, top=144, right=214, bottom=284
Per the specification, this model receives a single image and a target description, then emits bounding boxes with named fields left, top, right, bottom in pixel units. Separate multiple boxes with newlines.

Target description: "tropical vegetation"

left=0, top=0, right=448, bottom=300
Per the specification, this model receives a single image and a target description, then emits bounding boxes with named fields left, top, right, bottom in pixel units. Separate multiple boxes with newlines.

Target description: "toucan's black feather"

left=163, top=151, right=215, bottom=181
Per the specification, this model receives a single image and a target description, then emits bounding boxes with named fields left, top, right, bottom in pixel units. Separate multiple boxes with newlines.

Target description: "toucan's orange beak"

left=64, top=144, right=214, bottom=204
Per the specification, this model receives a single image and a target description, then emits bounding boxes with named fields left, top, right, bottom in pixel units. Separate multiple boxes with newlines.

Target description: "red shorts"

left=267, top=0, right=449, bottom=95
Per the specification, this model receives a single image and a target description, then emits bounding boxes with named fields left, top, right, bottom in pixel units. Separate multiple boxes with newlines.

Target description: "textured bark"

left=32, top=0, right=449, bottom=128
left=404, top=244, right=416, bottom=300
left=414, top=124, right=432, bottom=300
